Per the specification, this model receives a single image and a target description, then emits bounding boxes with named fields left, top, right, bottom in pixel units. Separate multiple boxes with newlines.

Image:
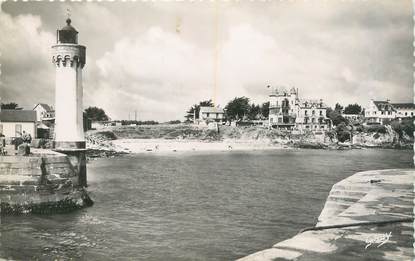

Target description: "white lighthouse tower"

left=52, top=17, right=87, bottom=186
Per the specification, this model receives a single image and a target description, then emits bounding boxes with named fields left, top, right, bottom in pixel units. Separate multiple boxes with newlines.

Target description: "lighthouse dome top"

left=56, top=18, right=79, bottom=44
left=61, top=18, right=78, bottom=32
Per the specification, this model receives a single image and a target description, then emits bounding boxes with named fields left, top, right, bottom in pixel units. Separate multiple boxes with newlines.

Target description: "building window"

left=388, top=111, right=391, bottom=115
left=381, top=111, right=384, bottom=115
left=319, top=111, right=323, bottom=116
left=305, top=110, right=308, bottom=116
left=405, top=112, right=408, bottom=116
left=207, top=113, right=210, bottom=118
left=278, top=118, right=282, bottom=123
left=312, top=110, right=315, bottom=115
left=411, top=112, right=414, bottom=116
left=15, top=124, right=22, bottom=137
left=312, top=118, right=315, bottom=123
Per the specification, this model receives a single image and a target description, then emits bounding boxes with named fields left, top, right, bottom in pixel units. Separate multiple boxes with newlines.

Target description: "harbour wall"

left=0, top=149, right=92, bottom=215
left=238, top=168, right=414, bottom=260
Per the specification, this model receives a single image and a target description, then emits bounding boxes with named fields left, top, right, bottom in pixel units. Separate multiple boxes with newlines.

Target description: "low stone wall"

left=238, top=169, right=414, bottom=261
left=0, top=149, right=93, bottom=215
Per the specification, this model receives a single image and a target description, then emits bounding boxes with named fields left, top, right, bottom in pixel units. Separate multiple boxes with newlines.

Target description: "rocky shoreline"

left=84, top=125, right=413, bottom=158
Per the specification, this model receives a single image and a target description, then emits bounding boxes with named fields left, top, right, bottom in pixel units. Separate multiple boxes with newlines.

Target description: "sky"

left=0, top=1, right=413, bottom=121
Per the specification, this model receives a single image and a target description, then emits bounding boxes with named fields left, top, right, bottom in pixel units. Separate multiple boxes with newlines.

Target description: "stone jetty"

left=0, top=149, right=92, bottom=215
left=238, top=168, right=414, bottom=260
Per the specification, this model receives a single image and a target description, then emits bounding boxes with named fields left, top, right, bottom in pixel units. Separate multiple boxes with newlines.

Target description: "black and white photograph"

left=0, top=0, right=413, bottom=260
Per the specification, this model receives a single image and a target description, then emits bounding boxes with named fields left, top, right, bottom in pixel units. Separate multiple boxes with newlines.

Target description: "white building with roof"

left=198, top=106, right=224, bottom=124
left=33, top=103, right=55, bottom=122
left=0, top=110, right=37, bottom=138
left=364, top=99, right=415, bottom=124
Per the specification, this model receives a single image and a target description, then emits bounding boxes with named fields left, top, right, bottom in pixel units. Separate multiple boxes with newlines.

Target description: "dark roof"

left=373, top=101, right=396, bottom=112
left=61, top=18, right=78, bottom=32
left=391, top=103, right=415, bottom=109
left=0, top=110, right=36, bottom=122
left=34, top=103, right=53, bottom=112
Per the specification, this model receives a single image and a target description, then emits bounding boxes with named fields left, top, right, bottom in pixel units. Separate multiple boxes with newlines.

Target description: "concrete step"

left=0, top=175, right=40, bottom=186
left=327, top=195, right=361, bottom=204
left=332, top=184, right=373, bottom=192
left=329, top=189, right=367, bottom=198
left=0, top=167, right=42, bottom=176
left=318, top=201, right=352, bottom=220
left=0, top=185, right=38, bottom=194
left=0, top=156, right=42, bottom=164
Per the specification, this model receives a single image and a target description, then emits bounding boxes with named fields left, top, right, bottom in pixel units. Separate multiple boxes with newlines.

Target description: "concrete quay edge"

left=237, top=168, right=414, bottom=261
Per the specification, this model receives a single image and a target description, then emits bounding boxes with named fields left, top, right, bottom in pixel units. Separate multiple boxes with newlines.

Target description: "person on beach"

left=0, top=133, right=5, bottom=155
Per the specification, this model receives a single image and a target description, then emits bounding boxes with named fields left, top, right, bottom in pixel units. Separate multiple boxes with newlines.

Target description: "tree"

left=336, top=122, right=351, bottom=142
left=1, top=102, right=20, bottom=110
left=327, top=107, right=348, bottom=126
left=247, top=103, right=261, bottom=120
left=344, top=103, right=362, bottom=115
left=334, top=103, right=343, bottom=113
left=224, top=97, right=250, bottom=121
left=84, top=106, right=109, bottom=121
left=185, top=99, right=214, bottom=122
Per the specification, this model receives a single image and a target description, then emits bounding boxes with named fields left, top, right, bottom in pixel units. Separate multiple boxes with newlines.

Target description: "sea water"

left=0, top=149, right=412, bottom=260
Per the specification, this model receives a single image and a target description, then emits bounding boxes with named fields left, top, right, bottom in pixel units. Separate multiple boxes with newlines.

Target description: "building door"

left=15, top=124, right=22, bottom=137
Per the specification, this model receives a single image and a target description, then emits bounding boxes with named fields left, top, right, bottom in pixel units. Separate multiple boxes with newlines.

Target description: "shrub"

left=366, top=125, right=387, bottom=134
left=391, top=119, right=414, bottom=138
left=335, top=122, right=351, bottom=142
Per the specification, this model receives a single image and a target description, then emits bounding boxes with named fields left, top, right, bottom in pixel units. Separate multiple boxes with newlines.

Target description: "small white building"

left=33, top=103, right=55, bottom=122
left=0, top=110, right=37, bottom=138
left=198, top=106, right=224, bottom=124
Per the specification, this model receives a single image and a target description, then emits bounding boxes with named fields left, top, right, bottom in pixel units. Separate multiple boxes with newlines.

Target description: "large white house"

left=364, top=99, right=415, bottom=124
left=0, top=110, right=37, bottom=138
left=268, top=87, right=330, bottom=130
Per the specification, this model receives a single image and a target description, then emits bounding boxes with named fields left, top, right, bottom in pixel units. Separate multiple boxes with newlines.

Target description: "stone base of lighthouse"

left=53, top=141, right=87, bottom=187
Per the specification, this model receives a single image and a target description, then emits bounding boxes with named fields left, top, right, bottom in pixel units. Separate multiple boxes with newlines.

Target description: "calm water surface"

left=0, top=149, right=412, bottom=260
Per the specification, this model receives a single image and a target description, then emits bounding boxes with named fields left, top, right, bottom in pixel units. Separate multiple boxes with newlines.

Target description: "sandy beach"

left=110, top=139, right=288, bottom=154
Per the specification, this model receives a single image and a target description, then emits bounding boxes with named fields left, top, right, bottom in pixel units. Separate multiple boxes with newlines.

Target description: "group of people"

left=0, top=131, right=33, bottom=155
left=12, top=131, right=32, bottom=151
left=21, top=131, right=32, bottom=144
